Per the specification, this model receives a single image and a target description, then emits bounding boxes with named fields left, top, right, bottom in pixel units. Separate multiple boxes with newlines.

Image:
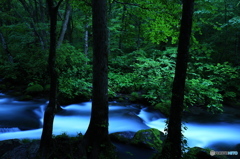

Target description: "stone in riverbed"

left=183, top=147, right=224, bottom=159
left=131, top=128, right=164, bottom=152
left=1, top=140, right=39, bottom=159
left=0, top=139, right=23, bottom=157
left=109, top=131, right=135, bottom=144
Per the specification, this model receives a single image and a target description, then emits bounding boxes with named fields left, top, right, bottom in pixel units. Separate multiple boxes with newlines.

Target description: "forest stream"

left=0, top=93, right=240, bottom=159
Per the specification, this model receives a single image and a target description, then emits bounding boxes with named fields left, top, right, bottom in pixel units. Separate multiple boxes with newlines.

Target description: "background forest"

left=0, top=0, right=239, bottom=114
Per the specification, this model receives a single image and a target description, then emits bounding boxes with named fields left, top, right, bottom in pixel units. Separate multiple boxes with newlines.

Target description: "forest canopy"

left=0, top=0, right=239, bottom=112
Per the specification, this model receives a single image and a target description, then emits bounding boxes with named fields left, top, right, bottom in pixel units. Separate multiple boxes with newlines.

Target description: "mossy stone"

left=131, top=128, right=163, bottom=152
left=109, top=131, right=135, bottom=144
left=44, top=84, right=50, bottom=92
left=26, top=84, right=43, bottom=93
left=19, top=95, right=33, bottom=101
left=154, top=100, right=171, bottom=116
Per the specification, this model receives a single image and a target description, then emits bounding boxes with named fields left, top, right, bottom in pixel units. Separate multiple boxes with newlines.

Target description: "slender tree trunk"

left=18, top=0, right=48, bottom=50
left=38, top=0, right=63, bottom=158
left=160, top=0, right=194, bottom=159
left=80, top=0, right=115, bottom=158
left=136, top=20, right=141, bottom=50
left=118, top=5, right=126, bottom=50
left=84, top=16, right=89, bottom=58
left=0, top=33, right=13, bottom=63
left=57, top=1, right=71, bottom=48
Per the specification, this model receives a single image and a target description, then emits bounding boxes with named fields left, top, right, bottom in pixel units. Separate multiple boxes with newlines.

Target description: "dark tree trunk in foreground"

left=80, top=0, right=115, bottom=158
left=160, top=0, right=194, bottom=159
left=38, top=0, right=63, bottom=158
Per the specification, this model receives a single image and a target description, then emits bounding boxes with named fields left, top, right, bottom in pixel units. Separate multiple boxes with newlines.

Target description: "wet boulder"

left=0, top=139, right=23, bottom=157
left=1, top=140, right=39, bottom=159
left=183, top=147, right=222, bottom=159
left=131, top=128, right=164, bottom=152
left=109, top=131, right=135, bottom=144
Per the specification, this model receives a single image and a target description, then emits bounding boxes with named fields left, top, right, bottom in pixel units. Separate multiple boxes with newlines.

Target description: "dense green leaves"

left=57, top=43, right=91, bottom=100
left=0, top=0, right=239, bottom=109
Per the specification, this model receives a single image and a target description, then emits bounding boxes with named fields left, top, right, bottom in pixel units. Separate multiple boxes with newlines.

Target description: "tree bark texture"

left=160, top=0, right=194, bottom=159
left=57, top=1, right=71, bottom=48
left=81, top=0, right=115, bottom=158
left=0, top=33, right=13, bottom=63
left=84, top=18, right=89, bottom=57
left=38, top=0, right=63, bottom=158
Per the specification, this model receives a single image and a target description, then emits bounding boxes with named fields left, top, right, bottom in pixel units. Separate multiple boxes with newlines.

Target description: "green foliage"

left=110, top=48, right=176, bottom=104
left=0, top=0, right=239, bottom=114
left=109, top=45, right=240, bottom=113
left=57, top=43, right=92, bottom=100
left=185, top=78, right=223, bottom=113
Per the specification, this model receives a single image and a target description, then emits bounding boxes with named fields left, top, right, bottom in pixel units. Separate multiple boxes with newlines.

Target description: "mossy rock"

left=44, top=84, right=50, bottom=92
left=19, top=95, right=33, bottom=101
left=109, top=131, right=135, bottom=144
left=183, top=147, right=226, bottom=159
left=1, top=140, right=40, bottom=159
left=0, top=139, right=23, bottom=157
left=0, top=84, right=7, bottom=91
left=154, top=101, right=171, bottom=116
left=131, top=128, right=163, bottom=152
left=11, top=91, right=22, bottom=96
left=130, top=92, right=141, bottom=102
left=26, top=84, right=43, bottom=93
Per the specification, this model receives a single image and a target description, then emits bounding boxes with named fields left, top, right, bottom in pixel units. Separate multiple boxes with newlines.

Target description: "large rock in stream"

left=131, top=128, right=164, bottom=152
left=0, top=139, right=23, bottom=157
left=0, top=139, right=39, bottom=159
left=110, top=128, right=165, bottom=152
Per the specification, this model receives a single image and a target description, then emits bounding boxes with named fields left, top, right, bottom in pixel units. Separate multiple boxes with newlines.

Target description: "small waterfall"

left=137, top=107, right=165, bottom=123
left=33, top=103, right=47, bottom=126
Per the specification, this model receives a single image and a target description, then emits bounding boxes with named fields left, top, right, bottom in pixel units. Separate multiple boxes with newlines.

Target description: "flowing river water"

left=0, top=93, right=239, bottom=158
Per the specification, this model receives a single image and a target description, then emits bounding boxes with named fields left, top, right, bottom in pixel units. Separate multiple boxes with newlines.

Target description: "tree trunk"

left=84, top=16, right=89, bottom=58
left=57, top=1, right=71, bottom=48
left=118, top=5, right=126, bottom=50
left=18, top=0, right=48, bottom=50
left=38, top=0, right=63, bottom=158
left=0, top=33, right=13, bottom=63
left=160, top=0, right=194, bottom=159
left=80, top=0, right=115, bottom=158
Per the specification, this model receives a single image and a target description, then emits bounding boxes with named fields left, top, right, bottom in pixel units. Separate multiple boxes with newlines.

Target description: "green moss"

left=154, top=100, right=171, bottom=116
left=26, top=84, right=44, bottom=93
left=183, top=147, right=228, bottom=159
left=19, top=95, right=33, bottom=101
left=44, top=84, right=50, bottom=92
left=0, top=84, right=7, bottom=91
left=130, top=92, right=141, bottom=102
left=11, top=91, right=22, bottom=96
left=131, top=128, right=163, bottom=152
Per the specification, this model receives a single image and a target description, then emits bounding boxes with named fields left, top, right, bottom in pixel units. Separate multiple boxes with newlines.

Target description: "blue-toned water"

left=0, top=93, right=239, bottom=158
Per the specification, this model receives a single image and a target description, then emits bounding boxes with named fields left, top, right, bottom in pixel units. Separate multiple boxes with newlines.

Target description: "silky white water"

left=0, top=93, right=239, bottom=152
